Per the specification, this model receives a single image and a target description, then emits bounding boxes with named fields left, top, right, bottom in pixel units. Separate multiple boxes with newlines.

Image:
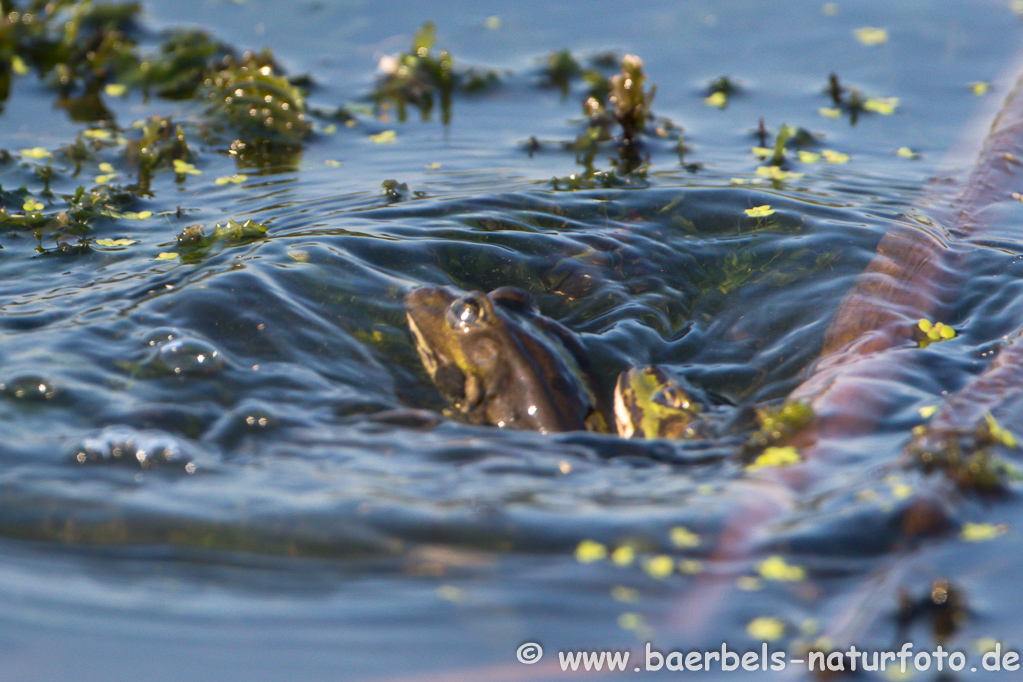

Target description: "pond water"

left=2, top=1, right=1023, bottom=680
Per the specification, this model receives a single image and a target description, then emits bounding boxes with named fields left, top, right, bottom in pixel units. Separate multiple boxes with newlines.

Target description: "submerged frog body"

left=614, top=366, right=709, bottom=439
left=405, top=285, right=727, bottom=439
left=405, top=286, right=610, bottom=434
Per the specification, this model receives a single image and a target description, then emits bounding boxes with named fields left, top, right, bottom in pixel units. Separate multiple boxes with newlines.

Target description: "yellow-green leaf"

left=747, top=445, right=801, bottom=471
left=818, top=107, right=841, bottom=119
left=574, top=539, right=607, bottom=563
left=757, top=555, right=805, bottom=582
left=985, top=413, right=1018, bottom=448
left=821, top=149, right=849, bottom=163
left=95, top=238, right=138, bottom=247
left=617, top=612, right=645, bottom=632
left=22, top=199, right=44, bottom=212
left=705, top=91, right=727, bottom=108
left=20, top=147, right=52, bottom=160
left=215, top=174, right=248, bottom=185
left=369, top=130, right=397, bottom=144
left=173, top=159, right=201, bottom=175
left=744, top=205, right=776, bottom=218
left=105, top=83, right=127, bottom=97
left=747, top=616, right=785, bottom=641
left=961, top=522, right=1008, bottom=542
left=891, top=482, right=912, bottom=499
left=669, top=526, right=700, bottom=548
left=11, top=55, right=28, bottom=75
left=756, top=166, right=804, bottom=181
left=863, top=96, right=898, bottom=115
left=854, top=26, right=888, bottom=46
left=610, top=545, right=635, bottom=566
left=643, top=555, right=675, bottom=579
left=155, top=252, right=178, bottom=261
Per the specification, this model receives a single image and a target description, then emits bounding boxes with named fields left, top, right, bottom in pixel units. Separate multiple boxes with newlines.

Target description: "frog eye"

left=447, top=293, right=489, bottom=330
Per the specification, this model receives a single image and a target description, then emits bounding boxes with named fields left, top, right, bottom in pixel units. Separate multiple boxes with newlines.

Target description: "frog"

left=404, top=285, right=611, bottom=434
left=613, top=365, right=713, bottom=440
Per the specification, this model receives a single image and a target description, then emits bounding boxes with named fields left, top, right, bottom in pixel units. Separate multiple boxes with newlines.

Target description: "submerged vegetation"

left=906, top=414, right=1021, bottom=493
left=371, top=21, right=499, bottom=124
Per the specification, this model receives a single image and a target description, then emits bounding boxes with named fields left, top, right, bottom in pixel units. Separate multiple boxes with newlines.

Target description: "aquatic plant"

left=915, top=318, right=956, bottom=348
left=373, top=22, right=454, bottom=124
left=582, top=54, right=656, bottom=145
left=136, top=30, right=232, bottom=99
left=741, top=400, right=814, bottom=459
left=124, top=116, right=193, bottom=193
left=704, top=76, right=737, bottom=108
left=542, top=49, right=582, bottom=98
left=546, top=53, right=679, bottom=185
left=906, top=414, right=1021, bottom=494
left=0, top=0, right=143, bottom=120
left=172, top=218, right=268, bottom=260
left=203, top=53, right=311, bottom=145
left=824, top=72, right=899, bottom=125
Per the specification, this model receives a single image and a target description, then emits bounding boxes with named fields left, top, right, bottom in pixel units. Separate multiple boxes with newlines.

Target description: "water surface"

left=2, top=1, right=1023, bottom=680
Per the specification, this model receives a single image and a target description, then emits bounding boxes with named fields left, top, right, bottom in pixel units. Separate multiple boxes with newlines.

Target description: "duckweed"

left=757, top=555, right=806, bottom=582
left=960, top=522, right=1007, bottom=542
left=916, top=318, right=956, bottom=348
left=643, top=555, right=675, bottom=579
left=575, top=539, right=608, bottom=563
left=747, top=616, right=785, bottom=641
left=669, top=526, right=700, bottom=548
left=745, top=204, right=776, bottom=217
left=610, top=545, right=636, bottom=566
left=747, top=445, right=802, bottom=471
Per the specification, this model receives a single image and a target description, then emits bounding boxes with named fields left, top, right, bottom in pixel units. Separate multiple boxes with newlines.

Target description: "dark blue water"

left=1, top=1, right=1023, bottom=680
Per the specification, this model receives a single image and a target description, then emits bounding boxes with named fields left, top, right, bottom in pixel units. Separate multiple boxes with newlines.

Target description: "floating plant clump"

left=203, top=55, right=312, bottom=146
left=372, top=21, right=500, bottom=124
